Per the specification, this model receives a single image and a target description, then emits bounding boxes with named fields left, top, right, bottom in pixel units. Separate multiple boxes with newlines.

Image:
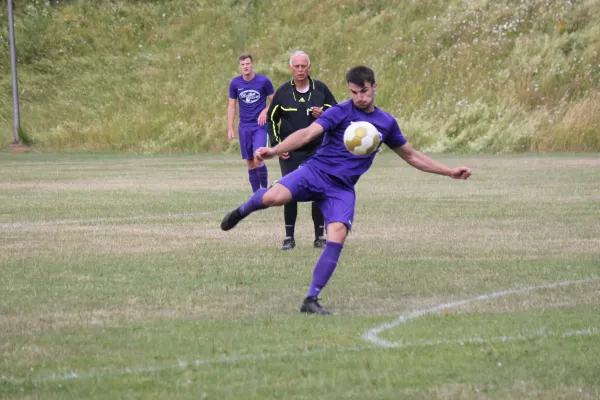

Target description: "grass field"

left=1, top=152, right=599, bottom=399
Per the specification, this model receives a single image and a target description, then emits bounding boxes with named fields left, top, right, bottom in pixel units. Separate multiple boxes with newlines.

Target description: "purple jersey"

left=307, top=100, right=407, bottom=187
left=229, top=74, right=274, bottom=124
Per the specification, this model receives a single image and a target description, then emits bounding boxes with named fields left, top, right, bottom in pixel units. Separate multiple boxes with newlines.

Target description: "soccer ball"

left=343, top=121, right=381, bottom=156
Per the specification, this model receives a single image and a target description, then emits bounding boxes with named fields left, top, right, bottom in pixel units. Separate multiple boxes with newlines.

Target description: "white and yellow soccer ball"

left=343, top=121, right=381, bottom=156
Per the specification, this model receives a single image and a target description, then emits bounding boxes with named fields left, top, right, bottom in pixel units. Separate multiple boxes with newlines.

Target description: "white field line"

left=19, top=327, right=599, bottom=384
left=8, top=278, right=595, bottom=384
left=363, top=278, right=594, bottom=348
left=0, top=211, right=226, bottom=229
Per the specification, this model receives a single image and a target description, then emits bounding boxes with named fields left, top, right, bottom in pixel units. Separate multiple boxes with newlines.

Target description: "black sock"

left=284, top=201, right=297, bottom=238
left=312, top=202, right=324, bottom=238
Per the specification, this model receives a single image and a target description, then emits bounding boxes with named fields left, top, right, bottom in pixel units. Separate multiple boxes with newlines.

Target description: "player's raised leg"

left=220, top=183, right=292, bottom=231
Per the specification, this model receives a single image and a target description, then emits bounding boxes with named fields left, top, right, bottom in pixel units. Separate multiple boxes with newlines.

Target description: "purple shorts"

left=239, top=124, right=268, bottom=160
left=276, top=164, right=356, bottom=230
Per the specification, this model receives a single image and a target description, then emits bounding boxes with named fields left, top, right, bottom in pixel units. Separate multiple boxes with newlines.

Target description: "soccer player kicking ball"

left=221, top=66, right=471, bottom=315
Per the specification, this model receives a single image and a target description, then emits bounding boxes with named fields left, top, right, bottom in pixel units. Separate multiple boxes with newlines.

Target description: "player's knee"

left=261, top=191, right=275, bottom=206
left=326, top=222, right=348, bottom=244
left=261, top=191, right=281, bottom=206
left=262, top=185, right=291, bottom=206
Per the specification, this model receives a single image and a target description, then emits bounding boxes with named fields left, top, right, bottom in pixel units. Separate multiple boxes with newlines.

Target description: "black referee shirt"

left=267, top=76, right=337, bottom=152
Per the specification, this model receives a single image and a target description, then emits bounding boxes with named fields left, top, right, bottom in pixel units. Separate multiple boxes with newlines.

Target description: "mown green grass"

left=1, top=0, right=599, bottom=152
left=0, top=153, right=599, bottom=399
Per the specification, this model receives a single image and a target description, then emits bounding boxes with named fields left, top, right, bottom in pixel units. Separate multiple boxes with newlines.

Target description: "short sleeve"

left=264, top=78, right=275, bottom=96
left=315, top=103, right=346, bottom=132
left=384, top=118, right=407, bottom=149
left=228, top=79, right=237, bottom=100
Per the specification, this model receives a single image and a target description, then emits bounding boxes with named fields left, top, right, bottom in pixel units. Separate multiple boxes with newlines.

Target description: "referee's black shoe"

left=300, top=296, right=331, bottom=315
left=281, top=236, right=295, bottom=250
left=313, top=236, right=326, bottom=249
left=220, top=208, right=244, bottom=231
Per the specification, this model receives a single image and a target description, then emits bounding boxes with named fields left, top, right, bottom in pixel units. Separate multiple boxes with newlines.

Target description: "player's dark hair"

left=346, top=66, right=376, bottom=87
left=238, top=53, right=253, bottom=63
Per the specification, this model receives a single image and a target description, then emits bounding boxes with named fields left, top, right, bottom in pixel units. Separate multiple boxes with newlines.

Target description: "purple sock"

left=307, top=242, right=343, bottom=297
left=257, top=165, right=268, bottom=188
left=248, top=168, right=260, bottom=193
left=239, top=187, right=268, bottom=217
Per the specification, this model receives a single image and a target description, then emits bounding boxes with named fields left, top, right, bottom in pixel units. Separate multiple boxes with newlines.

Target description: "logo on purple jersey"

left=239, top=90, right=261, bottom=104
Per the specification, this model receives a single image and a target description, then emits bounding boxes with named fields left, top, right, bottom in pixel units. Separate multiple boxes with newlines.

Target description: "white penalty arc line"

left=363, top=278, right=596, bottom=348
left=20, top=327, right=599, bottom=384
left=16, top=277, right=597, bottom=384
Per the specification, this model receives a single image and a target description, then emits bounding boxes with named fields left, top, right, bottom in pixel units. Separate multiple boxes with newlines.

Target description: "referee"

left=267, top=50, right=337, bottom=250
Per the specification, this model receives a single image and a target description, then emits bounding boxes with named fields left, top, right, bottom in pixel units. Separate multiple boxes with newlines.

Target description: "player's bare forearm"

left=272, top=122, right=324, bottom=155
left=394, top=144, right=471, bottom=179
left=394, top=144, right=452, bottom=176
left=227, top=99, right=237, bottom=131
left=408, top=152, right=453, bottom=176
left=272, top=129, right=310, bottom=154
left=227, top=107, right=236, bottom=130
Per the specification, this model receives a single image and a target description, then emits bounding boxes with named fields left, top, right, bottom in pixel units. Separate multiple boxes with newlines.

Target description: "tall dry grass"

left=1, top=0, right=599, bottom=153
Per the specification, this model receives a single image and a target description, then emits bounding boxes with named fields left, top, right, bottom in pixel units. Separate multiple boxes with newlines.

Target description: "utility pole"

left=7, top=0, right=21, bottom=144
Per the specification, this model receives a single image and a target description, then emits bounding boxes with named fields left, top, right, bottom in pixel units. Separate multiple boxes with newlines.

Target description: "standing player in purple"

left=221, top=66, right=472, bottom=314
left=228, top=53, right=275, bottom=192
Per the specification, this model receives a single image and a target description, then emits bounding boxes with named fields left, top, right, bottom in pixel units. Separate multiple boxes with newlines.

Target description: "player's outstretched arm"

left=393, top=143, right=471, bottom=180
left=255, top=122, right=324, bottom=162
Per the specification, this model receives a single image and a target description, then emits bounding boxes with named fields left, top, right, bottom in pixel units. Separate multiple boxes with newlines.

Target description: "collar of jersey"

left=289, top=75, right=315, bottom=90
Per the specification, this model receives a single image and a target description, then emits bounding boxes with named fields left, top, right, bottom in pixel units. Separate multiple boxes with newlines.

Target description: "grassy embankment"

left=1, top=0, right=599, bottom=152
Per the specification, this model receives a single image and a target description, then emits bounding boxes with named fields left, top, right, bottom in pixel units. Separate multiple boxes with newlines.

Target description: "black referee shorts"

left=279, top=149, right=316, bottom=177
